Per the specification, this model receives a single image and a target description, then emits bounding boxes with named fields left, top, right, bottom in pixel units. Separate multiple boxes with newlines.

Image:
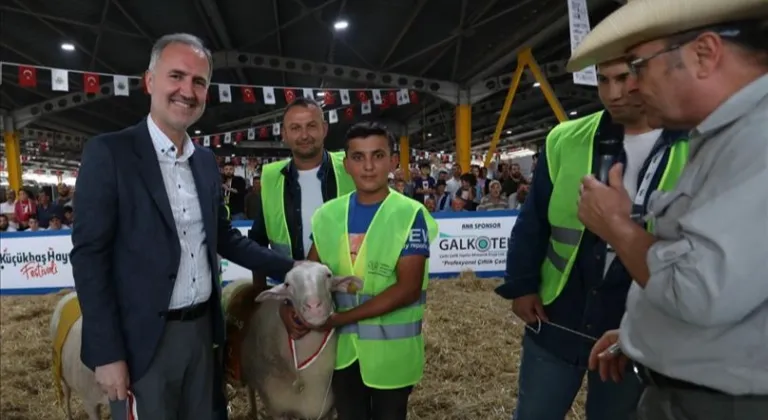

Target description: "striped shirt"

left=147, top=115, right=212, bottom=310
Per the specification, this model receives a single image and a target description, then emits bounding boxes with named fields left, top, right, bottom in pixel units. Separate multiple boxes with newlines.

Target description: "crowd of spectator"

left=0, top=184, right=74, bottom=232
left=389, top=154, right=536, bottom=213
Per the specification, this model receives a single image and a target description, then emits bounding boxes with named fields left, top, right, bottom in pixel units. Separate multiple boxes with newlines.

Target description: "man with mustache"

left=71, top=33, right=300, bottom=420
left=494, top=57, right=689, bottom=419
left=248, top=96, right=355, bottom=338
left=570, top=0, right=768, bottom=418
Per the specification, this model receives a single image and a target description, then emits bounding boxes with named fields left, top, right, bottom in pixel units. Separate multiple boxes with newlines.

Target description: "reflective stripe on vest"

left=540, top=111, right=689, bottom=305
left=338, top=322, right=423, bottom=340
left=546, top=226, right=582, bottom=271
left=333, top=290, right=427, bottom=309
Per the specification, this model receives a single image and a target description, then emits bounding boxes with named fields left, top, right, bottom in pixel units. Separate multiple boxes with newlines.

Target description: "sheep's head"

left=254, top=261, right=363, bottom=327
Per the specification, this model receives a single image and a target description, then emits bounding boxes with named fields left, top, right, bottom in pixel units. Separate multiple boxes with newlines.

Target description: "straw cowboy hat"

left=566, top=0, right=768, bottom=72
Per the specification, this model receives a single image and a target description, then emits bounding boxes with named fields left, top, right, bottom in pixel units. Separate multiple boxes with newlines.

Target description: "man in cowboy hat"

left=494, top=53, right=689, bottom=419
left=570, top=0, right=768, bottom=418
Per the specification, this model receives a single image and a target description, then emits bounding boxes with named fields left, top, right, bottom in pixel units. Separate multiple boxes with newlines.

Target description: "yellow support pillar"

left=484, top=59, right=525, bottom=168
left=455, top=104, right=472, bottom=174
left=399, top=135, right=411, bottom=181
left=522, top=48, right=569, bottom=123
left=482, top=47, right=569, bottom=168
left=3, top=131, right=23, bottom=193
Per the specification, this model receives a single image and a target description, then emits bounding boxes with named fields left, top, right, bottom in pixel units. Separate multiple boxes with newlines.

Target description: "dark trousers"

left=109, top=304, right=214, bottom=420
left=332, top=362, right=413, bottom=420
left=212, top=344, right=229, bottom=420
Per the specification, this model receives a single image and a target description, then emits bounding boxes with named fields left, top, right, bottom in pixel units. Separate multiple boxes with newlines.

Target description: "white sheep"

left=230, top=262, right=362, bottom=420
left=50, top=291, right=106, bottom=420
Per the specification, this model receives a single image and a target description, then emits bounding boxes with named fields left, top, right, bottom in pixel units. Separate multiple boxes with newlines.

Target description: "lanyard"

left=606, top=145, right=666, bottom=255
left=632, top=146, right=667, bottom=210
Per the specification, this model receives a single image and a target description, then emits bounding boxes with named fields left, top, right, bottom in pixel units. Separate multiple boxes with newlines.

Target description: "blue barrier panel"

left=0, top=210, right=519, bottom=295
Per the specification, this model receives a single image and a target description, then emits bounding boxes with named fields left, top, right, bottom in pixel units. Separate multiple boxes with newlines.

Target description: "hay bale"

left=0, top=278, right=587, bottom=419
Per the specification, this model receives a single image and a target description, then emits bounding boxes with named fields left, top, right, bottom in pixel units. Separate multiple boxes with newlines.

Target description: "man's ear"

left=330, top=276, right=363, bottom=293
left=254, top=283, right=291, bottom=302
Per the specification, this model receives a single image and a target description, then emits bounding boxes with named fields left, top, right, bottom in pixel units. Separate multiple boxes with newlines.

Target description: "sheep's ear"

left=330, top=276, right=363, bottom=293
left=254, top=283, right=291, bottom=302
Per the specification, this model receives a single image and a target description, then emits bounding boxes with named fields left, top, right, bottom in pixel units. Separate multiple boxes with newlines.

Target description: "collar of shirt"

left=147, top=115, right=195, bottom=162
left=690, top=73, right=768, bottom=152
left=281, top=149, right=330, bottom=181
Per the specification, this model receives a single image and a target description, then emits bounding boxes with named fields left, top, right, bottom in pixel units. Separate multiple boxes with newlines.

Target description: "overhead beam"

left=198, top=0, right=248, bottom=84
left=460, top=3, right=567, bottom=83
left=11, top=76, right=143, bottom=129
left=272, top=0, right=287, bottom=86
left=110, top=0, right=154, bottom=43
left=318, top=0, right=349, bottom=88
left=463, top=0, right=613, bottom=84
left=451, top=0, right=469, bottom=81
left=291, top=0, right=376, bottom=69
left=90, top=0, right=112, bottom=70
left=378, top=0, right=430, bottom=68
left=0, top=5, right=146, bottom=39
left=11, top=0, right=121, bottom=74
left=212, top=51, right=460, bottom=99
left=238, top=0, right=341, bottom=50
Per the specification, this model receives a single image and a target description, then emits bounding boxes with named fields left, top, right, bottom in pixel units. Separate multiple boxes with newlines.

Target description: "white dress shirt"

left=147, top=115, right=212, bottom=310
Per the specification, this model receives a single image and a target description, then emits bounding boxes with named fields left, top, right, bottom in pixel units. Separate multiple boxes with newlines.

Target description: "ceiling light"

left=533, top=82, right=541, bottom=88
left=333, top=20, right=349, bottom=30
left=505, top=130, right=512, bottom=134
left=569, top=111, right=578, bottom=116
left=427, top=133, right=432, bottom=137
left=316, top=91, right=325, bottom=96
left=194, top=130, right=201, bottom=134
left=61, top=43, right=75, bottom=51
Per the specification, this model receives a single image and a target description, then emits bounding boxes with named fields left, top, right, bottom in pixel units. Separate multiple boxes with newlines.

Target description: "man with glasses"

left=494, top=55, right=689, bottom=418
left=570, top=0, right=768, bottom=419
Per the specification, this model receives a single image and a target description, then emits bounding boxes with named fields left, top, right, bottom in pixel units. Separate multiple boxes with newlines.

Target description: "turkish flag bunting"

left=284, top=89, right=296, bottom=103
left=356, top=91, right=368, bottom=103
left=241, top=87, right=256, bottom=103
left=386, top=91, right=397, bottom=105
left=213, top=135, right=221, bottom=146
left=235, top=131, right=244, bottom=142
left=344, top=108, right=355, bottom=120
left=18, top=66, right=37, bottom=87
left=409, top=90, right=419, bottom=104
left=259, top=126, right=269, bottom=138
left=83, top=73, right=100, bottom=93
left=324, top=91, right=335, bottom=105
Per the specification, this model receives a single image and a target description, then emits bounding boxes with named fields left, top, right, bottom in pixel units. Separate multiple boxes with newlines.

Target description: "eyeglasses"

left=626, top=43, right=684, bottom=76
left=627, top=27, right=743, bottom=76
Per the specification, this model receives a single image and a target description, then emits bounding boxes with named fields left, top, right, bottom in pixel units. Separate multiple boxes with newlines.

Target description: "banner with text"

left=0, top=212, right=519, bottom=295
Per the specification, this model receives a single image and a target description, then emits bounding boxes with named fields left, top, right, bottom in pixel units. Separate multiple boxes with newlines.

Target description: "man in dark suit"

left=70, top=33, right=297, bottom=420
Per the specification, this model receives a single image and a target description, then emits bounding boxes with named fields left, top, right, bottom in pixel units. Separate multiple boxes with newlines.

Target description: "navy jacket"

left=70, top=119, right=295, bottom=382
left=248, top=150, right=340, bottom=261
left=495, top=112, right=688, bottom=366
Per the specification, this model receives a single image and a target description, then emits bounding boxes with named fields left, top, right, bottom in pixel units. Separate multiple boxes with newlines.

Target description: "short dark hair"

left=283, top=97, right=324, bottom=121
left=343, top=121, right=396, bottom=152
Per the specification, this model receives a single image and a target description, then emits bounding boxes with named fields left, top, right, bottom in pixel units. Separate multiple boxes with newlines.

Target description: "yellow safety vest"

left=311, top=191, right=438, bottom=389
left=260, top=151, right=355, bottom=257
left=540, top=111, right=689, bottom=305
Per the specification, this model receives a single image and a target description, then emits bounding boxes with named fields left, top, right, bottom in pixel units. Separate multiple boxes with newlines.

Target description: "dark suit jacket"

left=70, top=118, right=295, bottom=382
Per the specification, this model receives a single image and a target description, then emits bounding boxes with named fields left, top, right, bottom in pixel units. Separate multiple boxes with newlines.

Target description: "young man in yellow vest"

left=306, top=121, right=438, bottom=420
left=494, top=59, right=689, bottom=420
left=247, top=96, right=356, bottom=336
